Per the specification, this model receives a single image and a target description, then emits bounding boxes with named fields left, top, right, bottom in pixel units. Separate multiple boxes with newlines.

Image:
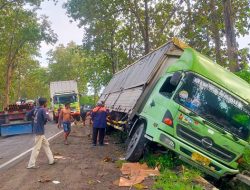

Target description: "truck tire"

left=125, top=121, right=147, bottom=162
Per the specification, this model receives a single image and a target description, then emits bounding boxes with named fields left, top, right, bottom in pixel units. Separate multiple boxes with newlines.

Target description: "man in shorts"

left=58, top=102, right=74, bottom=145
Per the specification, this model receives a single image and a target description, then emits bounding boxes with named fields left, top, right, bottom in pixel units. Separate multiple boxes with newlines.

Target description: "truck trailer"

left=99, top=38, right=250, bottom=179
left=50, top=80, right=80, bottom=122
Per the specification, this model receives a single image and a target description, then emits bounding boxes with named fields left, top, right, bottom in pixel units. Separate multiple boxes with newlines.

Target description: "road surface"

left=0, top=122, right=62, bottom=170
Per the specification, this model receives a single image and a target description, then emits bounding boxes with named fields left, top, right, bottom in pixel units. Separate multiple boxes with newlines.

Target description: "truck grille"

left=176, top=124, right=236, bottom=162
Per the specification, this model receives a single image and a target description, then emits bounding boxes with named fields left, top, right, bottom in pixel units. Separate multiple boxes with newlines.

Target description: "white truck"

left=50, top=80, right=80, bottom=122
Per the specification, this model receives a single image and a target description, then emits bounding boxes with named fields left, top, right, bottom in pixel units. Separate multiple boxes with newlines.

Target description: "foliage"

left=64, top=0, right=250, bottom=79
left=79, top=95, right=95, bottom=106
left=141, top=151, right=182, bottom=172
left=141, top=150, right=205, bottom=190
left=239, top=146, right=250, bottom=171
left=153, top=169, right=203, bottom=190
left=115, top=159, right=127, bottom=168
left=47, top=43, right=112, bottom=103
left=0, top=0, right=57, bottom=108
left=235, top=70, right=250, bottom=83
left=47, top=42, right=87, bottom=95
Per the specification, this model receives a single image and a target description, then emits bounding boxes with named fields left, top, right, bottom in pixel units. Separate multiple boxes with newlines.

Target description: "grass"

left=140, top=150, right=181, bottom=171
left=152, top=169, right=203, bottom=190
left=115, top=159, right=127, bottom=168
left=239, top=145, right=250, bottom=172
left=141, top=150, right=204, bottom=190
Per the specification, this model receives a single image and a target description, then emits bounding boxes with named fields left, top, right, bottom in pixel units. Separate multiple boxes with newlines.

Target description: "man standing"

left=27, top=97, right=55, bottom=169
left=58, top=102, right=73, bottom=145
left=91, top=101, right=108, bottom=146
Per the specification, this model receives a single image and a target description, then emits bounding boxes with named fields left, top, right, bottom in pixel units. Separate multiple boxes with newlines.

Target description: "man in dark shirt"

left=91, top=101, right=108, bottom=146
left=27, top=97, right=55, bottom=169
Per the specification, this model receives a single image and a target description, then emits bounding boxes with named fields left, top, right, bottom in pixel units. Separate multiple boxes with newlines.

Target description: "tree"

left=178, top=0, right=249, bottom=69
left=83, top=51, right=113, bottom=103
left=0, top=3, right=57, bottom=108
left=63, top=0, right=250, bottom=99
left=47, top=42, right=88, bottom=95
left=223, top=0, right=239, bottom=71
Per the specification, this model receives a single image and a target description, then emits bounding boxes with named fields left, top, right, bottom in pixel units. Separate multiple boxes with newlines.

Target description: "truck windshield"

left=53, top=94, right=78, bottom=104
left=174, top=72, right=250, bottom=141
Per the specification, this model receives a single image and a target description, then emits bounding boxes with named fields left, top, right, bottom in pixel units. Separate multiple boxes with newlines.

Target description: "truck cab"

left=100, top=40, right=250, bottom=179
left=139, top=71, right=249, bottom=178
left=52, top=93, right=80, bottom=122
left=50, top=80, right=80, bottom=122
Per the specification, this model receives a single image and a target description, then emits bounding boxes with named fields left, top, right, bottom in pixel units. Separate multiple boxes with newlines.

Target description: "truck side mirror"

left=170, top=72, right=182, bottom=86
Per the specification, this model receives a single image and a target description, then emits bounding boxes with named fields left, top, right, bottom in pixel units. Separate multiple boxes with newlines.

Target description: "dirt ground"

left=0, top=125, right=153, bottom=190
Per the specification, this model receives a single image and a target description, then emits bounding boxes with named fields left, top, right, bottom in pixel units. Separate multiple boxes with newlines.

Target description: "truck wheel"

left=125, top=122, right=147, bottom=162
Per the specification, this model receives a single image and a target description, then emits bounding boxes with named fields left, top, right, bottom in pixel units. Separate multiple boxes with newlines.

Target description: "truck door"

left=142, top=73, right=181, bottom=137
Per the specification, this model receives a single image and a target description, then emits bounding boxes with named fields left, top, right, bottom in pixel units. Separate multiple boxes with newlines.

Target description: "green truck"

left=100, top=39, right=250, bottom=179
left=50, top=80, right=81, bottom=122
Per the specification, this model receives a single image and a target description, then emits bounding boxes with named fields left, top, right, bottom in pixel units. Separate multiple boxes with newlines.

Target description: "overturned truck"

left=100, top=39, right=250, bottom=179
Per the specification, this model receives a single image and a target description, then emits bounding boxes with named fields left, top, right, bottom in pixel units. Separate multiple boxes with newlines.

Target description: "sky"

left=36, top=1, right=250, bottom=67
left=37, top=0, right=83, bottom=67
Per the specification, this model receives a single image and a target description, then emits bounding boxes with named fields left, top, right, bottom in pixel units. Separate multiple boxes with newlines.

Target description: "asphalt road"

left=0, top=122, right=62, bottom=170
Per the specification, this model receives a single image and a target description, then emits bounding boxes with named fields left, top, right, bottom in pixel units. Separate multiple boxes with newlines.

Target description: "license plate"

left=191, top=152, right=211, bottom=166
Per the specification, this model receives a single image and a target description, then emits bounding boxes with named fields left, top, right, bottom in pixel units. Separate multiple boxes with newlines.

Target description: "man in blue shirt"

left=91, top=101, right=108, bottom=146
left=27, top=97, right=55, bottom=169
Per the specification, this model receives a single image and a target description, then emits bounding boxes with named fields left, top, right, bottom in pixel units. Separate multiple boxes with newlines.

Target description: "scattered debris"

left=54, top=155, right=66, bottom=160
left=54, top=152, right=62, bottom=156
left=103, top=157, right=112, bottom=162
left=113, top=179, right=120, bottom=186
left=118, top=163, right=160, bottom=187
left=133, top=183, right=148, bottom=190
left=38, top=176, right=51, bottom=183
left=87, top=179, right=96, bottom=185
left=52, top=180, right=60, bottom=184
left=193, top=176, right=219, bottom=190
left=115, top=160, right=127, bottom=168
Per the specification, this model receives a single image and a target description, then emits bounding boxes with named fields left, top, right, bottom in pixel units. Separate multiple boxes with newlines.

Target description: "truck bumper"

left=146, top=129, right=239, bottom=179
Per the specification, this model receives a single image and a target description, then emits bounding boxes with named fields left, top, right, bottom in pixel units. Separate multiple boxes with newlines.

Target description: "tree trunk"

left=110, top=29, right=116, bottom=74
left=17, top=67, right=21, bottom=100
left=144, top=0, right=150, bottom=54
left=131, top=0, right=149, bottom=55
left=210, top=0, right=223, bottom=65
left=223, top=0, right=239, bottom=72
left=3, top=64, right=13, bottom=109
left=128, top=13, right=133, bottom=63
left=185, top=0, right=195, bottom=46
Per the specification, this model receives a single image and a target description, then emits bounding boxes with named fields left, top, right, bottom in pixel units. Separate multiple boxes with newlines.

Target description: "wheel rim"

left=126, top=123, right=144, bottom=158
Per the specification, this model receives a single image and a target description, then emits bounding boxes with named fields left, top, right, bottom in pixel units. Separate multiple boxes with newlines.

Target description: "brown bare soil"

left=0, top=125, right=153, bottom=190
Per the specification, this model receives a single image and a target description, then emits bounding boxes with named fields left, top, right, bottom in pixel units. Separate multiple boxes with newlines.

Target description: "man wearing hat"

left=91, top=101, right=108, bottom=146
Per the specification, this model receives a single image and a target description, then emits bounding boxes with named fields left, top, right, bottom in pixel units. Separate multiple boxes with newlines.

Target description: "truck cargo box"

left=99, top=41, right=183, bottom=119
left=50, top=80, right=78, bottom=98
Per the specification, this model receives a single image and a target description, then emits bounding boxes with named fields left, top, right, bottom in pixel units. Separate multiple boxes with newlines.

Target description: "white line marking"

left=0, top=130, right=63, bottom=170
